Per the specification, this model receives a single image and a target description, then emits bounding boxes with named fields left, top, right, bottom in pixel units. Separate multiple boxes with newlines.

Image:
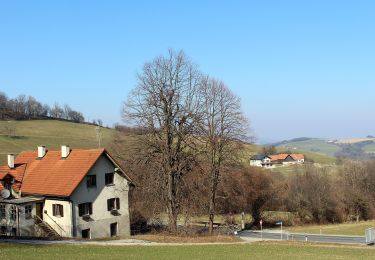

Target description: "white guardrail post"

left=365, top=227, right=375, bottom=245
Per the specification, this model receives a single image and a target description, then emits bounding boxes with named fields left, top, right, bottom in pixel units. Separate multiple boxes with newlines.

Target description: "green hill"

left=0, top=120, right=335, bottom=166
left=275, top=138, right=340, bottom=156
left=0, top=120, right=119, bottom=164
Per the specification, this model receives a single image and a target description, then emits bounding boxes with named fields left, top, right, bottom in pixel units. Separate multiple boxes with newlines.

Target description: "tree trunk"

left=208, top=168, right=218, bottom=235
left=167, top=171, right=178, bottom=233
left=208, top=192, right=216, bottom=235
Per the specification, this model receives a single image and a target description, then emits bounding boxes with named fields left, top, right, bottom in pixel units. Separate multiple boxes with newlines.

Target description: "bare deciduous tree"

left=199, top=77, right=249, bottom=234
left=122, top=50, right=202, bottom=232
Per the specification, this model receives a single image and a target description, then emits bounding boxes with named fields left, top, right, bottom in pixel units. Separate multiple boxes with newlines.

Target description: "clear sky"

left=1, top=1, right=374, bottom=142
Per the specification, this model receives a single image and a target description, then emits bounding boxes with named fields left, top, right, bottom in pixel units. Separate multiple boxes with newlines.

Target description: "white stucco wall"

left=250, top=160, right=262, bottom=167
left=43, top=199, right=73, bottom=237
left=70, top=155, right=130, bottom=239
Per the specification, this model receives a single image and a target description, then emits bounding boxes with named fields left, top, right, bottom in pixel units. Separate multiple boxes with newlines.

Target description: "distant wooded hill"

left=0, top=91, right=85, bottom=123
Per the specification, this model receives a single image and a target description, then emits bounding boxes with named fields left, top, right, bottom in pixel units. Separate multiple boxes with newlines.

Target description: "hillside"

left=0, top=120, right=335, bottom=166
left=275, top=138, right=339, bottom=156
left=0, top=120, right=121, bottom=164
left=274, top=137, right=375, bottom=159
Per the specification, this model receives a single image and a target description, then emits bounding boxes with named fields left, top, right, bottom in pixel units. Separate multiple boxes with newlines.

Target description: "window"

left=78, top=203, right=92, bottom=216
left=86, top=175, right=96, bottom=188
left=105, top=172, right=114, bottom=185
left=52, top=204, right=64, bottom=217
left=82, top=228, right=90, bottom=239
left=0, top=226, right=6, bottom=235
left=107, top=198, right=120, bottom=211
left=0, top=204, right=5, bottom=219
left=10, top=205, right=16, bottom=220
left=110, top=222, right=118, bottom=237
left=25, top=205, right=32, bottom=219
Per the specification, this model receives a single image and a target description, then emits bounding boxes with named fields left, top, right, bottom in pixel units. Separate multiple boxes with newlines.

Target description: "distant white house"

left=250, top=153, right=304, bottom=168
left=0, top=145, right=132, bottom=239
left=250, top=155, right=273, bottom=168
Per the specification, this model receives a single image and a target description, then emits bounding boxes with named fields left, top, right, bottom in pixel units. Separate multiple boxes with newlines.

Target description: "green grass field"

left=363, top=142, right=375, bottom=153
left=286, top=220, right=375, bottom=236
left=276, top=138, right=340, bottom=157
left=0, top=120, right=141, bottom=164
left=0, top=242, right=374, bottom=260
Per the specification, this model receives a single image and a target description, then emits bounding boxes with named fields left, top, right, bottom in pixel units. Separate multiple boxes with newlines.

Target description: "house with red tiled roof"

left=0, top=145, right=132, bottom=239
left=250, top=153, right=304, bottom=168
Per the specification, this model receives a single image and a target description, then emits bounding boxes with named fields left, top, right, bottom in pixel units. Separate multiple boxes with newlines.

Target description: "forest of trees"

left=123, top=154, right=375, bottom=233
left=0, top=92, right=85, bottom=123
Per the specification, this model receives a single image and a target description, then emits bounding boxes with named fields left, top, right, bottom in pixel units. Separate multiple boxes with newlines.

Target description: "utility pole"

left=95, top=126, right=102, bottom=148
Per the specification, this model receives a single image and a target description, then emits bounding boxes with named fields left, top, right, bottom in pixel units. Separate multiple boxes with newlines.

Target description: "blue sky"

left=1, top=1, right=374, bottom=142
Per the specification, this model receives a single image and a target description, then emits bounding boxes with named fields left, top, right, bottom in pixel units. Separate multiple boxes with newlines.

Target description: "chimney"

left=38, top=145, right=47, bottom=158
left=7, top=154, right=15, bottom=169
left=61, top=145, right=70, bottom=159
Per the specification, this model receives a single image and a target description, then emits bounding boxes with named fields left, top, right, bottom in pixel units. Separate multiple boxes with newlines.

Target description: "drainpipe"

left=70, top=200, right=75, bottom=237
left=17, top=205, right=20, bottom=237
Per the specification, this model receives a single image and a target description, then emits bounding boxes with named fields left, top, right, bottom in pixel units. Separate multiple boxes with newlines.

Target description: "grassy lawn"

left=1, top=242, right=374, bottom=260
left=286, top=220, right=375, bottom=236
left=276, top=138, right=340, bottom=157
left=363, top=142, right=375, bottom=153
left=0, top=120, right=140, bottom=164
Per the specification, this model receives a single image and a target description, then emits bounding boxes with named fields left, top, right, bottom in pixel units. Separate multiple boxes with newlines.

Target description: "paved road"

left=239, top=230, right=367, bottom=245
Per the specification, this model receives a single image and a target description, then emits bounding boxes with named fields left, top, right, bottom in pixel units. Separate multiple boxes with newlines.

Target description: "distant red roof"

left=269, top=154, right=290, bottom=161
left=0, top=148, right=130, bottom=197
left=291, top=154, right=304, bottom=160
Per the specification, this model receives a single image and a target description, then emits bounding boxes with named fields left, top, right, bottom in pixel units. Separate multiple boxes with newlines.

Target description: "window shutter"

left=116, top=198, right=120, bottom=209
left=60, top=205, right=64, bottom=217
left=52, top=204, right=56, bottom=216
left=89, top=203, right=92, bottom=215
left=79, top=204, right=83, bottom=216
left=107, top=199, right=111, bottom=211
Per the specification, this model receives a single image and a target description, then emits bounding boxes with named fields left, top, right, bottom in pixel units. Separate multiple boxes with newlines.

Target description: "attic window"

left=86, top=175, right=96, bottom=188
left=105, top=172, right=114, bottom=185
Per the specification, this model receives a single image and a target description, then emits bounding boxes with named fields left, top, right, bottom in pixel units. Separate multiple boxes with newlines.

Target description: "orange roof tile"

left=291, top=154, right=304, bottom=160
left=0, top=148, right=130, bottom=197
left=269, top=154, right=290, bottom=161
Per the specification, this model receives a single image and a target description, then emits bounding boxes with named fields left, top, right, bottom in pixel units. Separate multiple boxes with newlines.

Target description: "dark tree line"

left=0, top=92, right=85, bottom=123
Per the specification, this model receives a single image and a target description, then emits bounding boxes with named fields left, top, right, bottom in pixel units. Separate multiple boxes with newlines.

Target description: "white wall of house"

left=43, top=199, right=73, bottom=237
left=0, top=202, right=37, bottom=236
left=250, top=160, right=262, bottom=167
left=70, top=155, right=130, bottom=239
